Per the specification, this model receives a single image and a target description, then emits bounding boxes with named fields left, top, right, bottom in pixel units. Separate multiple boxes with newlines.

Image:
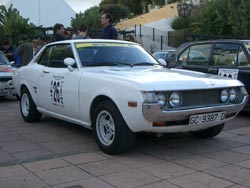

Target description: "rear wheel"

left=20, top=87, right=42, bottom=122
left=93, top=100, right=135, bottom=154
left=192, top=124, right=224, bottom=138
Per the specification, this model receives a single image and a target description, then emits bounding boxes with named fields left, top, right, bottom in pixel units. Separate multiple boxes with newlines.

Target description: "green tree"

left=172, top=0, right=250, bottom=39
left=0, top=4, right=41, bottom=45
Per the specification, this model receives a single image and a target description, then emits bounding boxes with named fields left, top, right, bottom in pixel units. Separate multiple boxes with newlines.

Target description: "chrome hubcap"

left=21, top=93, right=29, bottom=116
left=96, top=110, right=115, bottom=146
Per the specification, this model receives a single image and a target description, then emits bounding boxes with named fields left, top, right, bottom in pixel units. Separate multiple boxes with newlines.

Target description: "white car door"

left=37, top=44, right=81, bottom=120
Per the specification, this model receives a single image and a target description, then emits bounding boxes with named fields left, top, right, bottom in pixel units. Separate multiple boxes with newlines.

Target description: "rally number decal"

left=50, top=76, right=64, bottom=107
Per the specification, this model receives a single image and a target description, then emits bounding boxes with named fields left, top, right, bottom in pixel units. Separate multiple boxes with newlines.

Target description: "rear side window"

left=213, top=43, right=239, bottom=67
left=178, top=44, right=211, bottom=66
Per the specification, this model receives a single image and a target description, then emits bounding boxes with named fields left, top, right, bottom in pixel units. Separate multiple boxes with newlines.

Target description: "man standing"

left=16, top=35, right=33, bottom=67
left=72, top=25, right=89, bottom=39
left=100, top=12, right=118, bottom=40
left=49, top=23, right=66, bottom=42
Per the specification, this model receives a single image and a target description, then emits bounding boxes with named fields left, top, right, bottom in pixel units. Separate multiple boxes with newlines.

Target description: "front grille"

left=160, top=87, right=243, bottom=110
left=0, top=77, right=12, bottom=82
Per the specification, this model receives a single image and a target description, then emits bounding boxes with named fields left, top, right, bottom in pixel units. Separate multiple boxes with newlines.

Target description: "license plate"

left=189, top=112, right=226, bottom=125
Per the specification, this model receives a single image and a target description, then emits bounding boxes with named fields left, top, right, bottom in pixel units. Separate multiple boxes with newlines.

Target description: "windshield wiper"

left=134, top=62, right=155, bottom=66
left=85, top=62, right=133, bottom=67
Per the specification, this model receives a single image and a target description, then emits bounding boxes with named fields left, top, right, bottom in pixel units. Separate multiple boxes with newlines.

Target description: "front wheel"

left=20, top=87, right=42, bottom=122
left=192, top=124, right=224, bottom=139
left=93, top=100, right=135, bottom=155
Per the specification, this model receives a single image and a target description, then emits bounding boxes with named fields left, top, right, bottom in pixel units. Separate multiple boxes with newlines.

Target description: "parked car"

left=0, top=51, right=16, bottom=97
left=152, top=49, right=176, bottom=67
left=172, top=40, right=250, bottom=111
left=13, top=39, right=248, bottom=154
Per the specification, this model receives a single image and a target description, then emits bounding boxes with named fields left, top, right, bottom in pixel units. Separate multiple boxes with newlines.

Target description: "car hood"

left=86, top=66, right=243, bottom=91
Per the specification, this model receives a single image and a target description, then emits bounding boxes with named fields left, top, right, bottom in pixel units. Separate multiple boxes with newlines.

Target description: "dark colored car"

left=172, top=39, right=250, bottom=111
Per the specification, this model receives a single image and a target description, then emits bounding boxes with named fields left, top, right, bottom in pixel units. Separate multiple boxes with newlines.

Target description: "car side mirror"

left=64, top=57, right=76, bottom=72
left=158, top=58, right=167, bottom=67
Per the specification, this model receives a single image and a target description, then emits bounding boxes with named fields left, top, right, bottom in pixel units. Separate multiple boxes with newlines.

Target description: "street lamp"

left=177, top=1, right=193, bottom=42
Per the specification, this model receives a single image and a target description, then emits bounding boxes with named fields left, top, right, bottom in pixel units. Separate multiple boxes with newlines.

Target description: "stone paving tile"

left=205, top=150, right=250, bottom=164
left=35, top=166, right=92, bottom=186
left=39, top=139, right=98, bottom=155
left=224, top=135, right=250, bottom=144
left=0, top=149, right=17, bottom=165
left=204, top=164, right=250, bottom=186
left=0, top=173, right=48, bottom=188
left=0, top=165, right=29, bottom=178
left=198, top=137, right=246, bottom=150
left=231, top=145, right=250, bottom=155
left=168, top=171, right=233, bottom=188
left=0, top=139, right=42, bottom=153
left=236, top=160, right=250, bottom=170
left=139, top=145, right=196, bottom=161
left=100, top=169, right=161, bottom=188
left=13, top=148, right=54, bottom=162
left=23, top=158, right=71, bottom=173
left=0, top=132, right=27, bottom=143
left=63, top=152, right=108, bottom=165
left=78, top=159, right=131, bottom=176
left=174, top=154, right=225, bottom=171
left=217, top=131, right=241, bottom=138
left=228, top=127, right=250, bottom=135
left=137, top=180, right=180, bottom=188
left=23, top=132, right=61, bottom=143
left=110, top=151, right=165, bottom=168
left=139, top=162, right=195, bottom=179
left=52, top=177, right=114, bottom=188
left=227, top=184, right=249, bottom=188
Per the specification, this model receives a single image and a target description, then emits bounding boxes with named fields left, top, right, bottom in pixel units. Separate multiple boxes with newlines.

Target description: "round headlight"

left=169, top=92, right=182, bottom=108
left=221, top=89, right=229, bottom=103
left=156, top=93, right=166, bottom=108
left=229, top=88, right=238, bottom=102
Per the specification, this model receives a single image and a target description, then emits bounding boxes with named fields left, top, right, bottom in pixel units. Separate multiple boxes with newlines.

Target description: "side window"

left=178, top=44, right=211, bottom=66
left=213, top=43, right=239, bottom=67
left=37, top=47, right=51, bottom=66
left=238, top=47, right=250, bottom=67
left=48, top=44, right=75, bottom=68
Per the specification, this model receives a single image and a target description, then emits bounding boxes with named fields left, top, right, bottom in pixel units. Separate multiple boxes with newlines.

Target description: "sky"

left=0, top=0, right=102, bottom=13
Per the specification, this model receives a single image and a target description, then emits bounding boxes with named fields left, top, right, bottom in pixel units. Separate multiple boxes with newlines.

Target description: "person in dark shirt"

left=16, top=35, right=33, bottom=67
left=49, top=23, right=66, bottom=43
left=100, top=12, right=118, bottom=40
left=72, top=24, right=89, bottom=39
left=0, top=39, right=14, bottom=62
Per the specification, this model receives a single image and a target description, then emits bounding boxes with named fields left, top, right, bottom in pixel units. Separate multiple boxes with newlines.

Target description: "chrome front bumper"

left=142, top=95, right=249, bottom=122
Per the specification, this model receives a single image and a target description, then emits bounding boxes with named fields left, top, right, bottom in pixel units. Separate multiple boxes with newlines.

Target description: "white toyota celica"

left=13, top=39, right=249, bottom=154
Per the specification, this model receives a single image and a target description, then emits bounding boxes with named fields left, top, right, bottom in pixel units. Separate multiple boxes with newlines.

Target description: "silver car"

left=0, top=51, right=16, bottom=97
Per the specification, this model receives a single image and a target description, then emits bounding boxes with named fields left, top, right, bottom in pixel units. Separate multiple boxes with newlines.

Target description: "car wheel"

left=93, top=100, right=135, bottom=155
left=20, top=87, right=42, bottom=122
left=192, top=124, right=224, bottom=139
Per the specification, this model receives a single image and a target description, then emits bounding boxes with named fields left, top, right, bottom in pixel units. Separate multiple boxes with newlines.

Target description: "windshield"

left=0, top=51, right=10, bottom=65
left=76, top=42, right=159, bottom=67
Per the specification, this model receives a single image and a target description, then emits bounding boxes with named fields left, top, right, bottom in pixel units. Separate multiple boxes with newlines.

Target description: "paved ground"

left=0, top=96, right=250, bottom=188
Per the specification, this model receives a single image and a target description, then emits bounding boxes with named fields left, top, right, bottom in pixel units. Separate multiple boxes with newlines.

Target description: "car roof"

left=46, top=39, right=137, bottom=46
left=175, top=39, right=249, bottom=55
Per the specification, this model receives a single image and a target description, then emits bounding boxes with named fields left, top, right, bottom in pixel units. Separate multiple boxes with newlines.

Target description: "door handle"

left=208, top=68, right=217, bottom=72
left=43, top=70, right=50, bottom=73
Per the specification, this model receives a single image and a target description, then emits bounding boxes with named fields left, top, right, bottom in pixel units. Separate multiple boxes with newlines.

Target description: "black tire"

left=92, top=100, right=135, bottom=155
left=192, top=124, right=224, bottom=139
left=20, top=87, right=42, bottom=122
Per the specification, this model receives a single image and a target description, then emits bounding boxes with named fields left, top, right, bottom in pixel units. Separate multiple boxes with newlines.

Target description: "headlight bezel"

left=168, top=91, right=182, bottom=108
left=229, top=88, right=238, bottom=102
left=220, top=89, right=229, bottom=103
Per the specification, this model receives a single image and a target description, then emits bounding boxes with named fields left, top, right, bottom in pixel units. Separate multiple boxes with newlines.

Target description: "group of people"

left=0, top=35, right=46, bottom=67
left=1, top=12, right=137, bottom=67
left=50, top=12, right=118, bottom=42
